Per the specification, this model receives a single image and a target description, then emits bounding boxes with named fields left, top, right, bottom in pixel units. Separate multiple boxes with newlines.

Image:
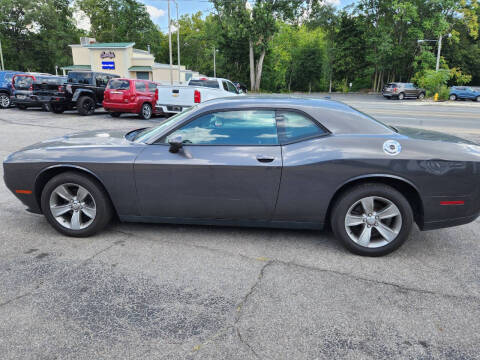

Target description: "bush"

left=417, top=69, right=451, bottom=96
left=438, top=85, right=450, bottom=100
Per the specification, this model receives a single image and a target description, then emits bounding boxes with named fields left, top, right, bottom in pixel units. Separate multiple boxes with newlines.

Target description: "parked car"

left=11, top=74, right=66, bottom=110
left=39, top=71, right=119, bottom=115
left=233, top=82, right=248, bottom=93
left=4, top=97, right=480, bottom=256
left=0, top=70, right=24, bottom=109
left=103, top=78, right=160, bottom=120
left=155, top=77, right=241, bottom=115
left=382, top=83, right=426, bottom=100
left=449, top=86, right=480, bottom=101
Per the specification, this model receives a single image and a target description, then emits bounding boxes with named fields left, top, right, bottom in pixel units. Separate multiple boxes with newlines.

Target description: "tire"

left=139, top=103, right=152, bottom=120
left=16, top=104, right=27, bottom=110
left=417, top=93, right=425, bottom=100
left=0, top=93, right=10, bottom=108
left=51, top=104, right=65, bottom=114
left=397, top=92, right=405, bottom=100
left=475, top=96, right=480, bottom=102
left=41, top=172, right=113, bottom=237
left=110, top=112, right=121, bottom=118
left=77, top=96, right=95, bottom=116
left=449, top=94, right=457, bottom=101
left=330, top=183, right=413, bottom=257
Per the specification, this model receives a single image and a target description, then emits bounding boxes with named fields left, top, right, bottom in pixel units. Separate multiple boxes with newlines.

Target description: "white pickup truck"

left=155, top=77, right=242, bottom=115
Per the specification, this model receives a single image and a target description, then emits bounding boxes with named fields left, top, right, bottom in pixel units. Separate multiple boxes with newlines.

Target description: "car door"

left=134, top=109, right=282, bottom=221
left=134, top=80, right=147, bottom=107
left=94, top=73, right=108, bottom=104
left=405, top=83, right=416, bottom=97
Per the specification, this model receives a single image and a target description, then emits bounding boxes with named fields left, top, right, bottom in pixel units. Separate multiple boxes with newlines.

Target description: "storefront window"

left=136, top=72, right=150, bottom=80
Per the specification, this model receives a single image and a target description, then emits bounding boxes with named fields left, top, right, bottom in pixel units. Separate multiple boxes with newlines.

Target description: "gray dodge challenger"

left=4, top=97, right=480, bottom=256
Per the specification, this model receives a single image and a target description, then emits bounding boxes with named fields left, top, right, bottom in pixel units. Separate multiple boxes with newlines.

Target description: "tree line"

left=0, top=0, right=478, bottom=94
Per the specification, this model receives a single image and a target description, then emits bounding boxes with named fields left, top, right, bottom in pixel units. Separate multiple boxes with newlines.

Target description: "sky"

left=140, top=0, right=357, bottom=33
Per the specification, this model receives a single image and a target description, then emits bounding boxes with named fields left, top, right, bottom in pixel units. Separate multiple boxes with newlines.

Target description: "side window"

left=222, top=81, right=229, bottom=91
left=277, top=111, right=325, bottom=143
left=148, top=82, right=157, bottom=92
left=135, top=81, right=146, bottom=92
left=165, top=110, right=278, bottom=145
left=226, top=81, right=238, bottom=94
left=95, top=74, right=108, bottom=87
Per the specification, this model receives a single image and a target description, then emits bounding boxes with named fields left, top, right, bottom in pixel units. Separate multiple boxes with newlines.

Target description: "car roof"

left=190, top=96, right=394, bottom=135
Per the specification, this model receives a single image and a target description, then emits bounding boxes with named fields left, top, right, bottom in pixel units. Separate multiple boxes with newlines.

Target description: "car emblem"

left=383, top=140, right=402, bottom=156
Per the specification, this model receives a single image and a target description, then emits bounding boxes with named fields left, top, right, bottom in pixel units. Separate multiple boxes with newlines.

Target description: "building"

left=63, top=38, right=198, bottom=84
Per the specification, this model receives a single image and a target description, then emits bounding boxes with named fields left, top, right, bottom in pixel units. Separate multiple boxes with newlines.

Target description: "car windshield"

left=132, top=106, right=198, bottom=143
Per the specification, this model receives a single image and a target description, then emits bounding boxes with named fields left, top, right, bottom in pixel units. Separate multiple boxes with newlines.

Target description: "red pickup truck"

left=103, top=78, right=159, bottom=119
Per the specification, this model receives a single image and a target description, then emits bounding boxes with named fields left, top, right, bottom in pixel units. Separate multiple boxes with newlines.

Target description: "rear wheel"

left=41, top=172, right=113, bottom=237
left=110, top=112, right=121, bottom=118
left=139, top=103, right=152, bottom=120
left=51, top=103, right=65, bottom=114
left=331, top=184, right=413, bottom=256
left=77, top=96, right=95, bottom=116
left=397, top=92, right=405, bottom=100
left=0, top=93, right=10, bottom=108
left=449, top=94, right=457, bottom=101
left=475, top=96, right=480, bottom=102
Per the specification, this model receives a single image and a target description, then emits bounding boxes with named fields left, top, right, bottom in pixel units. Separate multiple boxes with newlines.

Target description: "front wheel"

left=417, top=93, right=425, bottom=100
left=139, top=103, right=152, bottom=120
left=475, top=96, right=480, bottom=102
left=331, top=184, right=413, bottom=256
left=0, top=93, right=11, bottom=108
left=449, top=94, right=457, bottom=101
left=77, top=96, right=95, bottom=116
left=41, top=172, right=113, bottom=237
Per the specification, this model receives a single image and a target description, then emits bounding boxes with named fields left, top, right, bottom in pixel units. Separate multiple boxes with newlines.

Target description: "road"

left=0, top=98, right=479, bottom=360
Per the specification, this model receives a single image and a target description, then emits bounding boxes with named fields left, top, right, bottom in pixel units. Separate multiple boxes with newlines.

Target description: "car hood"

left=18, top=129, right=134, bottom=151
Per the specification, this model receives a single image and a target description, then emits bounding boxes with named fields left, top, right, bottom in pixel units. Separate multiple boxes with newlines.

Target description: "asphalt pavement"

left=0, top=96, right=479, bottom=359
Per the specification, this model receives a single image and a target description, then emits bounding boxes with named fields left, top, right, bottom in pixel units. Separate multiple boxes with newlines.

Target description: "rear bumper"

left=156, top=104, right=190, bottom=114
left=421, top=212, right=480, bottom=230
left=10, top=96, right=42, bottom=107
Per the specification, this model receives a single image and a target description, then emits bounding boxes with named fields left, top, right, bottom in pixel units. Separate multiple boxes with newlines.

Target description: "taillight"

left=393, top=87, right=398, bottom=93
left=194, top=89, right=201, bottom=103
left=154, top=88, right=158, bottom=102
left=104, top=91, right=109, bottom=100
left=58, top=85, right=65, bottom=93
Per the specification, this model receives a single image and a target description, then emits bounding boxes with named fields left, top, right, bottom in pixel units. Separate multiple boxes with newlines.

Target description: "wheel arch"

left=73, top=89, right=96, bottom=103
left=325, top=174, right=424, bottom=227
left=34, top=165, right=117, bottom=216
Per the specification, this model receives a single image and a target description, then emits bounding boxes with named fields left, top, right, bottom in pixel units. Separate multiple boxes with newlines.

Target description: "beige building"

left=63, top=38, right=197, bottom=84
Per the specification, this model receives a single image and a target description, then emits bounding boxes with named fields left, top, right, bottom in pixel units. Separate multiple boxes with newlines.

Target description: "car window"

left=4, top=73, right=14, bottom=82
left=68, top=72, right=92, bottom=84
left=95, top=74, right=109, bottom=87
left=277, top=111, right=325, bottom=143
left=135, top=81, right=146, bottom=92
left=165, top=110, right=278, bottom=145
left=14, top=75, right=34, bottom=89
left=148, top=82, right=157, bottom=93
left=107, top=79, right=130, bottom=90
left=222, top=81, right=229, bottom=91
left=188, top=79, right=219, bottom=88
left=226, top=81, right=238, bottom=94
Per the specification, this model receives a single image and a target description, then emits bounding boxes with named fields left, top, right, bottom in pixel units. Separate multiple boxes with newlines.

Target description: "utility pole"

left=168, top=0, right=173, bottom=85
left=435, top=35, right=442, bottom=72
left=176, top=1, right=181, bottom=83
left=0, top=40, right=4, bottom=71
left=213, top=47, right=216, bottom=78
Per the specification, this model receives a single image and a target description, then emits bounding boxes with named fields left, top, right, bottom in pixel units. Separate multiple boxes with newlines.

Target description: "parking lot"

left=1, top=96, right=480, bottom=359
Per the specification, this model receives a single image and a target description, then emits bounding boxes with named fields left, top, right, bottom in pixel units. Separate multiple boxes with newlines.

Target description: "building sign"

left=102, top=61, right=115, bottom=70
left=100, top=51, right=115, bottom=59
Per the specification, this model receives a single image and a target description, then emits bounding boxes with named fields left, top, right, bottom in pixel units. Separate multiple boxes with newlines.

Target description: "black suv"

left=41, top=71, right=119, bottom=115
left=382, top=83, right=426, bottom=100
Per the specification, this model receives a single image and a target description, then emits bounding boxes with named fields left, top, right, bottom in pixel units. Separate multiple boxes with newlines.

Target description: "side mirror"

left=168, top=135, right=183, bottom=153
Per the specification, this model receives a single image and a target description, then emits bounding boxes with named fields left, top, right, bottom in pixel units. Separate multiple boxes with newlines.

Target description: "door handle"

left=256, top=155, right=275, bottom=163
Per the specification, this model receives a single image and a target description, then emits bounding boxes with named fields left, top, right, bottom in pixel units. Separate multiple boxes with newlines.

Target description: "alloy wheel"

left=0, top=94, right=10, bottom=108
left=142, top=104, right=151, bottom=119
left=344, top=196, right=402, bottom=248
left=49, top=183, right=96, bottom=230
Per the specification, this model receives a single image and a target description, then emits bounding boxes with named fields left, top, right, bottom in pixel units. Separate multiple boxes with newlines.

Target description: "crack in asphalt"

left=113, top=228, right=480, bottom=303
left=0, top=115, right=79, bottom=131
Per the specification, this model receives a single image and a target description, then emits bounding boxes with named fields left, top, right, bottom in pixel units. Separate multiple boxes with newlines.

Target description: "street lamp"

left=417, top=33, right=452, bottom=72
left=213, top=47, right=219, bottom=78
left=175, top=0, right=181, bottom=83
